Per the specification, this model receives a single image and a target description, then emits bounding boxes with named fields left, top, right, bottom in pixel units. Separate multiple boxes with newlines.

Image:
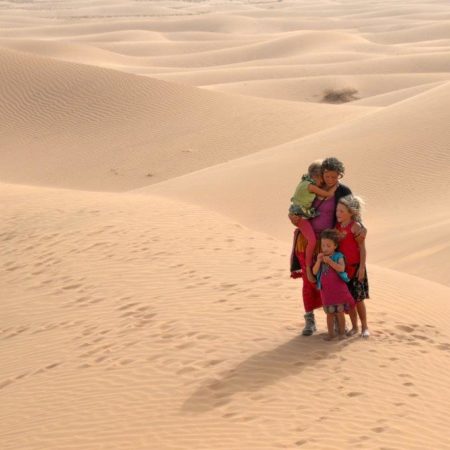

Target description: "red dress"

left=336, top=221, right=370, bottom=301
left=336, top=221, right=360, bottom=279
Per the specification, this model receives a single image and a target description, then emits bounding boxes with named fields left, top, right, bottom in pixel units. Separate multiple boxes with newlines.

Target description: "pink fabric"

left=319, top=262, right=355, bottom=308
left=296, top=217, right=316, bottom=267
left=310, top=196, right=336, bottom=234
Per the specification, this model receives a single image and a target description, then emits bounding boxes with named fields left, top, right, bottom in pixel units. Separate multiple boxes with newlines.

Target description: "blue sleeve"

left=332, top=252, right=345, bottom=262
left=333, top=252, right=350, bottom=283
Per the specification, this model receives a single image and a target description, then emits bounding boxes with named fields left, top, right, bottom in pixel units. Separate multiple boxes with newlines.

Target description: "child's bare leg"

left=336, top=312, right=346, bottom=339
left=296, top=218, right=317, bottom=283
left=357, top=301, right=369, bottom=336
left=347, top=307, right=359, bottom=336
left=324, top=313, right=336, bottom=340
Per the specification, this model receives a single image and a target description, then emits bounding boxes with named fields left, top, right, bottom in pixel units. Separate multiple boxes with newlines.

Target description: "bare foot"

left=338, top=334, right=347, bottom=340
left=361, top=329, right=370, bottom=338
left=306, top=266, right=316, bottom=284
left=323, top=335, right=336, bottom=341
left=346, top=327, right=359, bottom=337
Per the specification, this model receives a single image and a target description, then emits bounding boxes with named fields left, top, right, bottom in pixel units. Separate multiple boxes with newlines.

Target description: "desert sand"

left=1, top=1, right=450, bottom=449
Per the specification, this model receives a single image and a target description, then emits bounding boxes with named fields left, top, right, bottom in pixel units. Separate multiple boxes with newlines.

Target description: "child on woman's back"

left=289, top=161, right=337, bottom=283
left=336, top=195, right=370, bottom=338
left=313, top=229, right=354, bottom=340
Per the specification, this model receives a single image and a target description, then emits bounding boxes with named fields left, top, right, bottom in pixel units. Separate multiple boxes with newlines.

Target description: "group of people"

left=289, top=157, right=369, bottom=340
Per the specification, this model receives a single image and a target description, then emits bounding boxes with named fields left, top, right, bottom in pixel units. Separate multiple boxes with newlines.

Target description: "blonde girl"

left=336, top=195, right=370, bottom=338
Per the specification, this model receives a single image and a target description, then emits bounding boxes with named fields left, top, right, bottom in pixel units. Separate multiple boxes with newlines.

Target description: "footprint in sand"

left=436, top=343, right=450, bottom=352
left=347, top=391, right=363, bottom=397
left=3, top=326, right=29, bottom=339
left=117, top=302, right=139, bottom=311
left=396, top=324, right=414, bottom=333
left=0, top=379, right=14, bottom=390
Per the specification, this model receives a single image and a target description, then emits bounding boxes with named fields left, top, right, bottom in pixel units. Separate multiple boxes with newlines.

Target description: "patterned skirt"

left=347, top=267, right=370, bottom=302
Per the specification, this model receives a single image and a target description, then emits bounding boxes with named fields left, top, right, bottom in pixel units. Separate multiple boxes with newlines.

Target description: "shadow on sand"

left=182, top=333, right=351, bottom=413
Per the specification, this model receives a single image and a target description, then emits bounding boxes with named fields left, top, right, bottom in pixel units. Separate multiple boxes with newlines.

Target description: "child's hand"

left=317, top=253, right=324, bottom=262
left=288, top=214, right=300, bottom=226
left=323, top=255, right=332, bottom=265
left=357, top=266, right=366, bottom=282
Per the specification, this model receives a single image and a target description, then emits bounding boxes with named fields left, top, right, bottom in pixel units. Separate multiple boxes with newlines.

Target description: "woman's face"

left=323, top=169, right=341, bottom=188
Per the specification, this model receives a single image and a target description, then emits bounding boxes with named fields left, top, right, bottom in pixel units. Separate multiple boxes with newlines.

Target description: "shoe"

left=302, top=312, right=316, bottom=336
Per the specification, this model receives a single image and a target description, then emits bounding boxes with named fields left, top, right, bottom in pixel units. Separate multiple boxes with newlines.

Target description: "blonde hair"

left=308, top=160, right=323, bottom=178
left=338, top=195, right=365, bottom=223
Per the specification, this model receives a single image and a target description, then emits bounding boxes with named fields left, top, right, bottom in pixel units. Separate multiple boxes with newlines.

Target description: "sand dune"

left=0, top=39, right=140, bottom=67
left=2, top=182, right=449, bottom=450
left=203, top=73, right=450, bottom=104
left=0, top=47, right=372, bottom=191
left=368, top=21, right=450, bottom=44
left=1, top=0, right=450, bottom=449
left=0, top=30, right=394, bottom=71
left=112, top=31, right=382, bottom=68
left=352, top=81, right=446, bottom=106
left=152, top=52, right=450, bottom=86
left=142, top=82, right=450, bottom=285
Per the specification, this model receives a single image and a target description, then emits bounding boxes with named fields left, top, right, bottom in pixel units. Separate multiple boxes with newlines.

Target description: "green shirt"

left=291, top=174, right=315, bottom=208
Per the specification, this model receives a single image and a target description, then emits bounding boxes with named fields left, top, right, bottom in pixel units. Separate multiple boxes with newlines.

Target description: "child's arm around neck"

left=308, top=183, right=338, bottom=199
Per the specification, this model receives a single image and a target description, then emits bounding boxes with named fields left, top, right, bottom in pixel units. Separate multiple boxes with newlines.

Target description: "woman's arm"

left=308, top=183, right=337, bottom=198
